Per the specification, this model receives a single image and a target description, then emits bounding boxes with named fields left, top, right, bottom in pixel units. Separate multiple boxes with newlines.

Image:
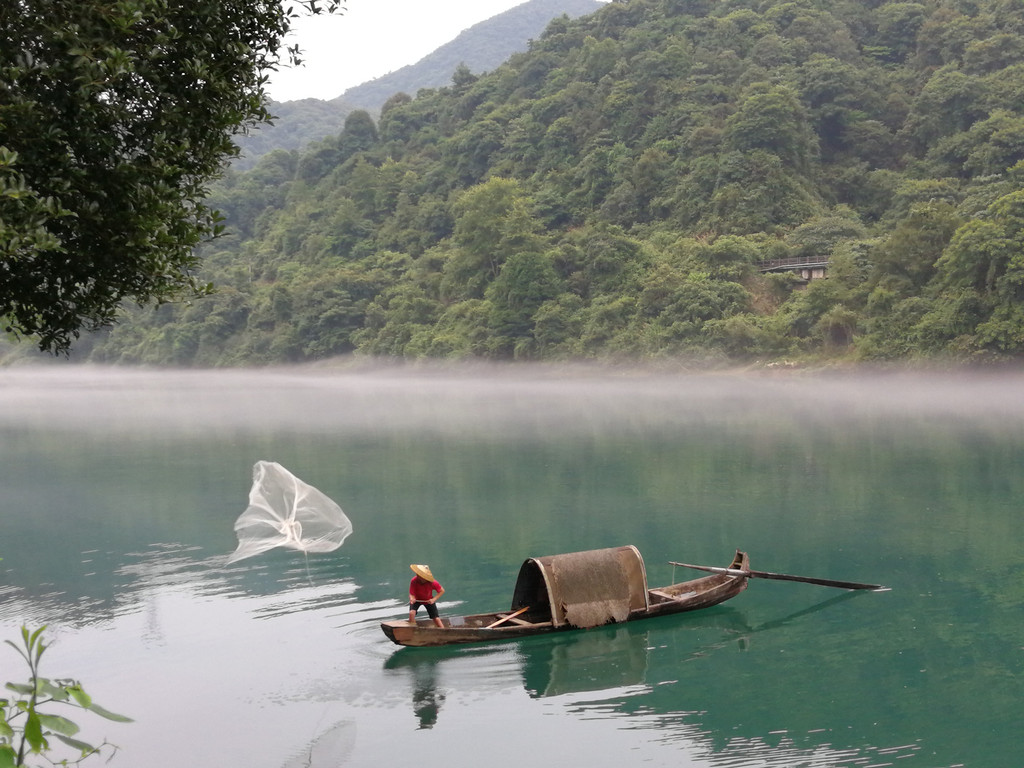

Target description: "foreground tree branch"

left=0, top=0, right=342, bottom=353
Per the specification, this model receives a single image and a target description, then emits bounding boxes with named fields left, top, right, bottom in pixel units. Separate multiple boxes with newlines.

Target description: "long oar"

left=669, top=561, right=890, bottom=592
left=485, top=605, right=531, bottom=629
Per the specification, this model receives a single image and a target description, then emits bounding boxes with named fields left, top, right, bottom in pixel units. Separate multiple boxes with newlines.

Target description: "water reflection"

left=747, top=589, right=863, bottom=633
left=411, top=664, right=445, bottom=729
left=3, top=366, right=1024, bottom=768
left=385, top=600, right=807, bottom=704
left=383, top=645, right=503, bottom=729
left=522, top=625, right=652, bottom=697
left=381, top=597, right=924, bottom=766
left=280, top=720, right=355, bottom=768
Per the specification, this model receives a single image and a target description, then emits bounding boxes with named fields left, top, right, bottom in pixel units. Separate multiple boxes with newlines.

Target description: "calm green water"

left=1, top=366, right=1022, bottom=767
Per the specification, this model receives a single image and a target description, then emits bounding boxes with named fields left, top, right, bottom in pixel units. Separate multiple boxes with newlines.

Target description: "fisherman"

left=409, top=564, right=445, bottom=628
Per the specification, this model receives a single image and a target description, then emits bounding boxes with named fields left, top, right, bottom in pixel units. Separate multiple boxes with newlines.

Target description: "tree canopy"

left=0, top=0, right=341, bottom=353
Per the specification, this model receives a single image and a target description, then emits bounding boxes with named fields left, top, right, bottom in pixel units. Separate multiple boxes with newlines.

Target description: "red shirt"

left=410, top=577, right=442, bottom=601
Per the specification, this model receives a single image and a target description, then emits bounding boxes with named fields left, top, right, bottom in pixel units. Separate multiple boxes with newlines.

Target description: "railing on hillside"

left=756, top=255, right=830, bottom=272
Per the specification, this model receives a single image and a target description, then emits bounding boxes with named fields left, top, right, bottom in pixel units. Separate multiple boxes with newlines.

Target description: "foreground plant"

left=0, top=626, right=131, bottom=767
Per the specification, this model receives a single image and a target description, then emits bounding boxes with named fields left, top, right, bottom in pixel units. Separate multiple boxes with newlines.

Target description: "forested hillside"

left=232, top=97, right=358, bottom=171
left=75, top=0, right=1024, bottom=366
left=232, top=0, right=604, bottom=171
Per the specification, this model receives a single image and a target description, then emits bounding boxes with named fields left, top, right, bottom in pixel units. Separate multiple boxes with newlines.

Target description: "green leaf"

left=0, top=714, right=13, bottom=739
left=37, top=713, right=80, bottom=737
left=54, top=733, right=98, bottom=755
left=28, top=626, right=46, bottom=648
left=24, top=711, right=46, bottom=752
left=5, top=683, right=34, bottom=696
left=28, top=626, right=47, bottom=663
left=38, top=678, right=68, bottom=701
left=86, top=703, right=133, bottom=723
left=0, top=745, right=17, bottom=768
left=66, top=684, right=92, bottom=709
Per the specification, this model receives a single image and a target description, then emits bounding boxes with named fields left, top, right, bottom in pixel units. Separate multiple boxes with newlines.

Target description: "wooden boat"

left=381, top=546, right=750, bottom=647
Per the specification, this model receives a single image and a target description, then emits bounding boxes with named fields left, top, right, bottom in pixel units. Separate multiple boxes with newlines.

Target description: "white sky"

left=267, top=0, right=533, bottom=102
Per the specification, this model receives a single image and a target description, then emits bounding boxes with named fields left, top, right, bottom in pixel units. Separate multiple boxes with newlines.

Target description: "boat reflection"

left=383, top=605, right=756, bottom=717
left=383, top=592, right=868, bottom=744
left=520, top=606, right=753, bottom=698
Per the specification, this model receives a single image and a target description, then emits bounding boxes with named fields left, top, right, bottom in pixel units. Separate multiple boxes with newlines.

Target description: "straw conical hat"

left=410, top=564, right=434, bottom=581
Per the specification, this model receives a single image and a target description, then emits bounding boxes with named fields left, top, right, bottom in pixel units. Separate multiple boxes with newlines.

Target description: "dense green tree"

left=785, top=210, right=867, bottom=259
left=441, top=178, right=545, bottom=299
left=871, top=201, right=963, bottom=293
left=486, top=251, right=563, bottom=356
left=354, top=282, right=443, bottom=357
left=214, top=150, right=297, bottom=239
left=531, top=293, right=586, bottom=355
left=692, top=150, right=821, bottom=233
left=928, top=190, right=1024, bottom=353
left=724, top=84, right=817, bottom=170
left=931, top=110, right=1024, bottom=177
left=906, top=66, right=988, bottom=148
left=447, top=119, right=506, bottom=184
left=871, top=2, right=927, bottom=63
left=703, top=312, right=794, bottom=359
left=912, top=5, right=975, bottom=68
left=0, top=0, right=342, bottom=353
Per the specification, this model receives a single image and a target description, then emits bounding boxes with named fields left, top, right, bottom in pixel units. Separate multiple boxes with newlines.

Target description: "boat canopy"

left=511, top=545, right=650, bottom=628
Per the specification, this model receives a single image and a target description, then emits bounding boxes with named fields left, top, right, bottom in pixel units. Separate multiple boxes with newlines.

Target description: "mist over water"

left=2, top=363, right=1022, bottom=768
left=4, top=363, right=1023, bottom=437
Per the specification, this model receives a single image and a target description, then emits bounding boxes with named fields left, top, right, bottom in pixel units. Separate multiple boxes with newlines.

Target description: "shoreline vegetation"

left=3, top=344, right=1024, bottom=378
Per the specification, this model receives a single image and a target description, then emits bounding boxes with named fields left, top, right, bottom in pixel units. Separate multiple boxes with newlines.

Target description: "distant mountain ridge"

left=339, top=0, right=605, bottom=110
left=233, top=0, right=604, bottom=168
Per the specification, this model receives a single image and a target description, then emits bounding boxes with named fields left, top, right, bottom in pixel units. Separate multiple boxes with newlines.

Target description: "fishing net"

left=227, top=461, right=353, bottom=564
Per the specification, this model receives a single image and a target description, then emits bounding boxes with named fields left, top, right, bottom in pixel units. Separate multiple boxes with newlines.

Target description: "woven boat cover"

left=512, top=546, right=649, bottom=628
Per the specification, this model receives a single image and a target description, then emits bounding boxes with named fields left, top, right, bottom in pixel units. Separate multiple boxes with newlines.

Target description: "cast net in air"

left=228, top=461, right=353, bottom=564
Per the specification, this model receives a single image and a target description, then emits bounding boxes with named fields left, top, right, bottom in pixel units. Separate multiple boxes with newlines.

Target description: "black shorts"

left=411, top=601, right=439, bottom=619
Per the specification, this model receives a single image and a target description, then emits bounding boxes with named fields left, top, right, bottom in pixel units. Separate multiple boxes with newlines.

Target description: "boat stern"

left=380, top=620, right=403, bottom=645
left=380, top=618, right=458, bottom=647
left=381, top=619, right=427, bottom=646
